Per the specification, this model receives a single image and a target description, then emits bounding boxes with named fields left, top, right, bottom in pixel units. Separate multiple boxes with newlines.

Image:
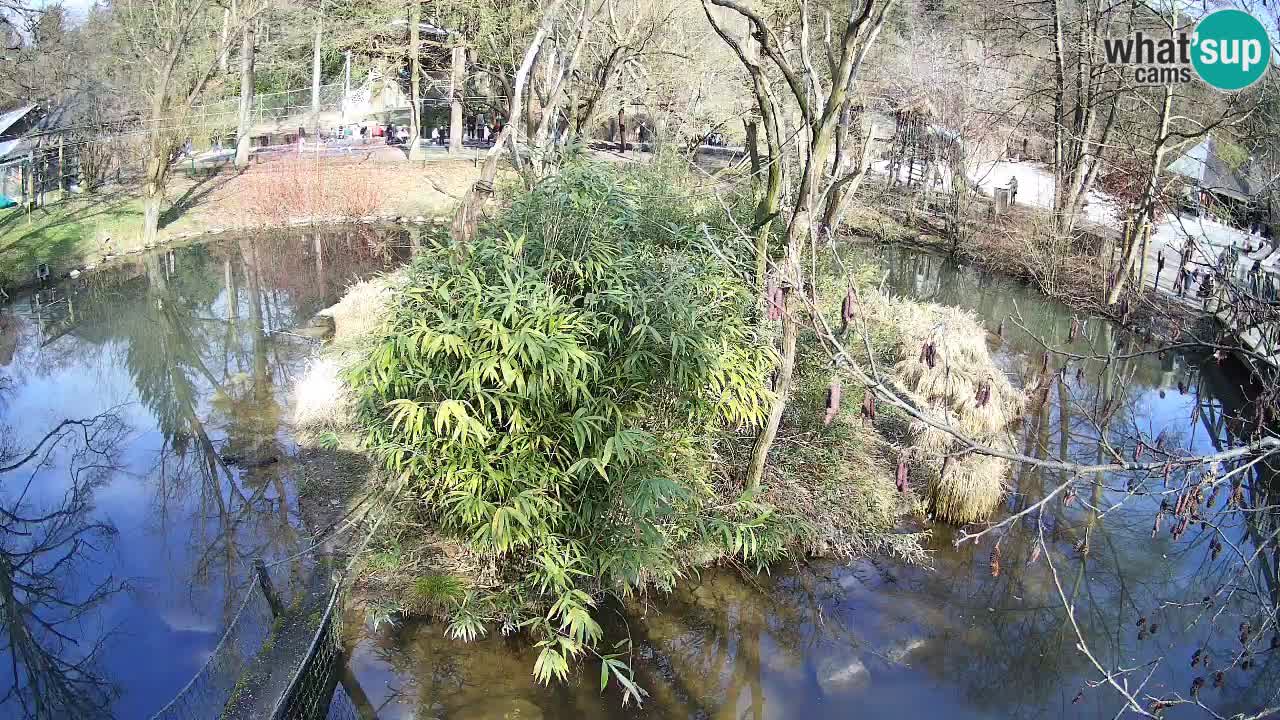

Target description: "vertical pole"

left=235, top=19, right=257, bottom=168
left=57, top=136, right=65, bottom=194
left=22, top=153, right=32, bottom=211
left=311, top=1, right=324, bottom=137
left=449, top=45, right=464, bottom=153
left=407, top=0, right=424, bottom=161
left=343, top=50, right=351, bottom=121
left=617, top=107, right=626, bottom=153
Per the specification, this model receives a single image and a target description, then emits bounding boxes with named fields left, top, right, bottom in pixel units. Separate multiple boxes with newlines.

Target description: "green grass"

left=0, top=192, right=145, bottom=287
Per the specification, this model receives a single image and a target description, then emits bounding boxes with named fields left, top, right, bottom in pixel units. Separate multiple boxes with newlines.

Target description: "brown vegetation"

left=868, top=296, right=1025, bottom=524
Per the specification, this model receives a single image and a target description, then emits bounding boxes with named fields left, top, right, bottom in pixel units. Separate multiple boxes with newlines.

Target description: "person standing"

left=1155, top=250, right=1165, bottom=291
left=617, top=107, right=627, bottom=153
left=1008, top=175, right=1019, bottom=206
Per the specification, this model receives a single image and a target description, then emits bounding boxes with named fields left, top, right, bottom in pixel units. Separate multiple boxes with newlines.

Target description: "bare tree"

left=113, top=0, right=261, bottom=245
left=705, top=0, right=899, bottom=493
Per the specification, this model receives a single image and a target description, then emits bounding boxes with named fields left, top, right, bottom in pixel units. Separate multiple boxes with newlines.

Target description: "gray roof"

left=1168, top=136, right=1260, bottom=201
left=0, top=104, right=36, bottom=137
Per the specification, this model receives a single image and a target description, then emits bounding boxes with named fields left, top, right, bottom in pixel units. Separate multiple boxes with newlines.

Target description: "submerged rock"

left=816, top=650, right=871, bottom=695
left=293, top=313, right=335, bottom=340
left=886, top=637, right=928, bottom=665
left=453, top=697, right=542, bottom=720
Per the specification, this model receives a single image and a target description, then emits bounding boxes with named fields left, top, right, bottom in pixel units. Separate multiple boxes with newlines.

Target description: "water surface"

left=342, top=244, right=1279, bottom=720
left=0, top=227, right=410, bottom=718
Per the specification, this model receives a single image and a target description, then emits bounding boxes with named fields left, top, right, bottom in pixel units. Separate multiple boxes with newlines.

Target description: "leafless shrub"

left=228, top=158, right=384, bottom=225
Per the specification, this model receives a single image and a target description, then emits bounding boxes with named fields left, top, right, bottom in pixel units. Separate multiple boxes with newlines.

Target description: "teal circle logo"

left=1192, top=9, right=1271, bottom=91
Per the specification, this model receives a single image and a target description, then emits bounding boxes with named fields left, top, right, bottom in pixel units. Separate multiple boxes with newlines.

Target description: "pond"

left=0, top=226, right=414, bottom=718
left=341, top=244, right=1279, bottom=719
left=0, top=235, right=1275, bottom=719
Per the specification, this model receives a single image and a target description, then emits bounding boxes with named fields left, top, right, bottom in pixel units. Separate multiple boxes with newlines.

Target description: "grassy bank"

left=0, top=191, right=145, bottom=288
left=0, top=157, right=480, bottom=290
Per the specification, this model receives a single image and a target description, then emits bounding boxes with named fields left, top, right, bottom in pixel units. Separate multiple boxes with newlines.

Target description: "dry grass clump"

left=292, top=356, right=354, bottom=430
left=873, top=297, right=1025, bottom=524
left=762, top=410, right=930, bottom=564
left=291, top=275, right=398, bottom=430
left=320, top=276, right=396, bottom=342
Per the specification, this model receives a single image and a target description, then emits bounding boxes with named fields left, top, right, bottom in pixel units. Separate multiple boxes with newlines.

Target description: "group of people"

left=328, top=115, right=508, bottom=148
left=1156, top=239, right=1279, bottom=303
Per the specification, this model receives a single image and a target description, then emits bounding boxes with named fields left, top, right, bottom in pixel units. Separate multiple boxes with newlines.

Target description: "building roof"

left=0, top=105, right=39, bottom=163
left=0, top=104, right=36, bottom=138
left=1168, top=136, right=1259, bottom=201
left=388, top=19, right=452, bottom=36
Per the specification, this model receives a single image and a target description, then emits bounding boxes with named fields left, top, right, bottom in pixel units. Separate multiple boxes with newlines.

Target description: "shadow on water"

left=0, top=224, right=416, bottom=718
left=341, top=244, right=1279, bottom=720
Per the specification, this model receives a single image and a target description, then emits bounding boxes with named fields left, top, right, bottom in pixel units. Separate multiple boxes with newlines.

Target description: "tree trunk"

left=142, top=149, right=166, bottom=246
left=525, top=81, right=537, bottom=151
left=234, top=22, right=256, bottom=168
left=741, top=0, right=894, bottom=494
left=1107, top=82, right=1174, bottom=305
left=745, top=119, right=760, bottom=178
left=451, top=1, right=560, bottom=248
left=220, top=7, right=231, bottom=74
left=408, top=0, right=425, bottom=160
left=449, top=45, right=465, bottom=153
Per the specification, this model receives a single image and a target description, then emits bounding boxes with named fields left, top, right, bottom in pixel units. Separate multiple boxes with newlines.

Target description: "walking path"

left=964, top=161, right=1276, bottom=310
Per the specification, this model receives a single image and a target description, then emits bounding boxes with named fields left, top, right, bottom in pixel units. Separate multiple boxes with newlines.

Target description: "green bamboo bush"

left=348, top=162, right=791, bottom=699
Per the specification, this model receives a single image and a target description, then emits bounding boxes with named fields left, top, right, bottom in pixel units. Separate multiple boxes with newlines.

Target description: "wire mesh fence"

left=325, top=684, right=367, bottom=720
left=148, top=478, right=398, bottom=720
left=147, top=583, right=278, bottom=720
left=192, top=84, right=347, bottom=130
left=147, top=553, right=353, bottom=720
left=269, top=583, right=345, bottom=720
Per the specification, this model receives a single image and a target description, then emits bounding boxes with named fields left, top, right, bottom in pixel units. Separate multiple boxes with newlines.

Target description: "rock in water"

left=816, top=651, right=871, bottom=695
left=293, top=313, right=335, bottom=340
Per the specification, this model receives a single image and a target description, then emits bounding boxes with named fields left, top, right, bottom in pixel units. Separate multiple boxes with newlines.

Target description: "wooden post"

left=57, top=137, right=65, bottom=194
left=253, top=558, right=284, bottom=617
left=22, top=153, right=32, bottom=210
left=992, top=187, right=1010, bottom=218
left=448, top=45, right=465, bottom=153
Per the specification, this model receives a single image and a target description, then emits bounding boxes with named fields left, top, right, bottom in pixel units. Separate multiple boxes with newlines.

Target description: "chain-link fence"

left=192, top=84, right=346, bottom=131
left=147, top=582, right=278, bottom=720
left=268, top=582, right=345, bottom=720
left=148, top=479, right=399, bottom=720
left=146, top=551, right=345, bottom=720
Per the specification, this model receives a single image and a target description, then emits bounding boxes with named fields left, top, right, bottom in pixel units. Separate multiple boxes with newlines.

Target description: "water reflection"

left=0, top=411, right=128, bottom=720
left=0, top=226, right=410, bottom=718
left=345, top=245, right=1279, bottom=720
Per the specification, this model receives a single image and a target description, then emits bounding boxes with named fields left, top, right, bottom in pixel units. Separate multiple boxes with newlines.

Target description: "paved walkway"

left=949, top=160, right=1273, bottom=310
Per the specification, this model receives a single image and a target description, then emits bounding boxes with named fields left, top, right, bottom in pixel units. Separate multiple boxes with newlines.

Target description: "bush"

left=348, top=162, right=788, bottom=698
left=230, top=158, right=382, bottom=224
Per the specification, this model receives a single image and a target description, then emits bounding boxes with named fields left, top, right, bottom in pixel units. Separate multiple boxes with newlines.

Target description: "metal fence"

left=269, top=582, right=345, bottom=720
left=191, top=84, right=347, bottom=130
left=147, top=581, right=279, bottom=720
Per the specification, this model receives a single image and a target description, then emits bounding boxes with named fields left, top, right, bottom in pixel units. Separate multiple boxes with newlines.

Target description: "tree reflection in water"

left=0, top=412, right=129, bottom=720
left=0, top=226, right=410, bottom=717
